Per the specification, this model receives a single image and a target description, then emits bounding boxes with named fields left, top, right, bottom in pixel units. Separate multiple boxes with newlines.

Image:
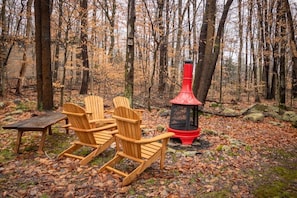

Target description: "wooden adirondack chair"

left=113, top=96, right=145, bottom=127
left=58, top=103, right=117, bottom=165
left=84, top=95, right=115, bottom=127
left=98, top=106, right=174, bottom=186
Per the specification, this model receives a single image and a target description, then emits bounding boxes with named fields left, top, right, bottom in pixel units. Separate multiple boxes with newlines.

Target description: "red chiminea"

left=168, top=60, right=202, bottom=145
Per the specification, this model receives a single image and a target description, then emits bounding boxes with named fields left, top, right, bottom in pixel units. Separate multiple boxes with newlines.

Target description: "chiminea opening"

left=168, top=60, right=202, bottom=145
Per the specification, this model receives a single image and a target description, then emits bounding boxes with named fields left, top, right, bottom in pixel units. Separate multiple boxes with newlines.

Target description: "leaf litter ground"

left=0, top=100, right=296, bottom=197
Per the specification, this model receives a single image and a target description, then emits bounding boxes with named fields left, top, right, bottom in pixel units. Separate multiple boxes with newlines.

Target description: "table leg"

left=15, top=131, right=23, bottom=153
left=48, top=126, right=52, bottom=135
left=38, top=129, right=47, bottom=154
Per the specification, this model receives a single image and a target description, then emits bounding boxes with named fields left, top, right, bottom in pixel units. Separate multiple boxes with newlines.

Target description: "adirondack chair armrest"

left=70, top=123, right=117, bottom=133
left=116, top=132, right=174, bottom=144
left=97, top=129, right=118, bottom=135
left=105, top=109, right=114, bottom=114
left=89, top=118, right=116, bottom=124
left=62, top=111, right=85, bottom=116
left=137, top=132, right=174, bottom=144
left=89, top=123, right=117, bottom=132
left=112, top=115, right=139, bottom=124
left=115, top=134, right=137, bottom=143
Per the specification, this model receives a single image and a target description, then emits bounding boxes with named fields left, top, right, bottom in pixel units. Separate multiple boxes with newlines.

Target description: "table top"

left=2, top=111, right=67, bottom=131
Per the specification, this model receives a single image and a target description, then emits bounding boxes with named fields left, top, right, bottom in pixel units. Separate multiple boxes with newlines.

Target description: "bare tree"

left=236, top=0, right=243, bottom=101
left=125, top=0, right=135, bottom=106
left=97, top=0, right=117, bottom=63
left=34, top=0, right=53, bottom=110
left=248, top=0, right=260, bottom=102
left=193, top=0, right=233, bottom=104
left=157, top=0, right=167, bottom=94
left=169, top=0, right=189, bottom=98
left=0, top=0, right=8, bottom=97
left=0, top=0, right=26, bottom=97
left=52, top=0, right=63, bottom=82
left=79, top=0, right=89, bottom=94
left=284, top=0, right=297, bottom=99
left=16, top=0, right=33, bottom=95
left=278, top=0, right=286, bottom=106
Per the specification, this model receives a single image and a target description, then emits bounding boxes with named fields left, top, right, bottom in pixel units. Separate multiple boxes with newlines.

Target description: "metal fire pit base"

left=168, top=127, right=201, bottom=145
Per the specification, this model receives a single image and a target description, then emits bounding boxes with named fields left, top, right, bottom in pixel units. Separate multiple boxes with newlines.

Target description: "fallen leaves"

left=0, top=99, right=297, bottom=197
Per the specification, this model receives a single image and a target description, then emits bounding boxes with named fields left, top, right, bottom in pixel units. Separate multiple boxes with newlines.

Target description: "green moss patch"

left=252, top=147, right=297, bottom=197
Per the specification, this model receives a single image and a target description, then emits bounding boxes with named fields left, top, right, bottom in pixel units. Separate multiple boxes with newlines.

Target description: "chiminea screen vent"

left=169, top=104, right=198, bottom=130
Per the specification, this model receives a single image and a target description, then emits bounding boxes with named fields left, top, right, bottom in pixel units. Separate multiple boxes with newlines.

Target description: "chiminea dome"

left=170, top=60, right=202, bottom=106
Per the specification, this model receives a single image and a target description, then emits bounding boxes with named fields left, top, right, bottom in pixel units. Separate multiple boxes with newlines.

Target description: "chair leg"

left=58, top=144, right=82, bottom=159
left=98, top=154, right=123, bottom=172
left=80, top=149, right=97, bottom=165
left=160, top=139, right=170, bottom=169
left=122, top=163, right=145, bottom=186
left=80, top=137, right=115, bottom=165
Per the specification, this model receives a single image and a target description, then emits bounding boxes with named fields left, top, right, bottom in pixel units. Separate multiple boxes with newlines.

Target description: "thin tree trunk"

left=248, top=0, right=260, bottom=102
left=125, top=0, right=135, bottom=107
left=284, top=0, right=297, bottom=99
left=79, top=0, right=89, bottom=94
left=279, top=0, right=286, bottom=105
left=98, top=0, right=116, bottom=63
left=52, top=0, right=63, bottom=82
left=236, top=0, right=243, bottom=101
left=0, top=0, right=8, bottom=97
left=169, top=0, right=189, bottom=98
left=158, top=0, right=167, bottom=94
left=16, top=0, right=33, bottom=95
left=262, top=0, right=273, bottom=99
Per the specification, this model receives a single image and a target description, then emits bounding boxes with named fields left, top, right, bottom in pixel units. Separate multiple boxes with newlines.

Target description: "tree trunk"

left=125, top=0, right=135, bottom=107
left=284, top=0, right=297, bottom=98
left=279, top=0, right=286, bottom=105
left=16, top=0, right=33, bottom=95
left=169, top=0, right=187, bottom=99
left=158, top=0, right=167, bottom=94
left=98, top=0, right=116, bottom=63
left=236, top=0, right=243, bottom=101
left=271, top=1, right=282, bottom=100
left=0, top=0, right=25, bottom=97
left=34, top=0, right=53, bottom=110
left=79, top=0, right=89, bottom=94
left=0, top=0, right=8, bottom=97
left=52, top=0, right=63, bottom=82
left=248, top=0, right=260, bottom=102
left=193, top=0, right=233, bottom=104
left=261, top=0, right=273, bottom=99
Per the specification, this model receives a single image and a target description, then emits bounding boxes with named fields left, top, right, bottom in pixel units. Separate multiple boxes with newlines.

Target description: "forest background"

left=0, top=0, right=296, bottom=110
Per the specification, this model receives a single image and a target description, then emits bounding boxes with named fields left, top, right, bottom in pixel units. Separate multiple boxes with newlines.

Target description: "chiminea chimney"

left=168, top=60, right=202, bottom=145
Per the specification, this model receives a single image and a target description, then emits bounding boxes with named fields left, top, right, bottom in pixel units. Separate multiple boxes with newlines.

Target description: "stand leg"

left=38, top=129, right=47, bottom=154
left=15, top=131, right=23, bottom=153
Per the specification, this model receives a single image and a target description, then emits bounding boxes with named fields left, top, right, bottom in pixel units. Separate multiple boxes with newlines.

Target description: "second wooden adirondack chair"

left=58, top=103, right=117, bottom=165
left=84, top=95, right=115, bottom=127
left=113, top=96, right=144, bottom=119
left=98, top=106, right=174, bottom=186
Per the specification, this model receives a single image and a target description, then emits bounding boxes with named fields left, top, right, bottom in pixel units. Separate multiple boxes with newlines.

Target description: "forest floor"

left=0, top=90, right=296, bottom=198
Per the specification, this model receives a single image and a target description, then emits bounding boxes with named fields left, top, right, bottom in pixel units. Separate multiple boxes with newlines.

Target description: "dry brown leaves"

left=0, top=97, right=296, bottom=197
